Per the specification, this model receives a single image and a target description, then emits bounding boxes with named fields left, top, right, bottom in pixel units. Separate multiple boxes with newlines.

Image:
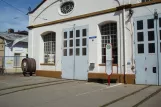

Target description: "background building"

left=0, top=29, right=28, bottom=73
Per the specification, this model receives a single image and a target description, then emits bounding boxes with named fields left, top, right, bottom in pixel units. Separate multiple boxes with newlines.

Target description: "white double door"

left=134, top=14, right=161, bottom=85
left=62, top=25, right=88, bottom=80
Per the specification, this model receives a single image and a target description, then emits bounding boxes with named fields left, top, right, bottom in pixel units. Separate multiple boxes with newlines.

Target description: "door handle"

left=153, top=67, right=156, bottom=73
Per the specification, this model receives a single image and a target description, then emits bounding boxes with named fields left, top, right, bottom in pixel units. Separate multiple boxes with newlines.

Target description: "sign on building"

left=106, top=44, right=112, bottom=75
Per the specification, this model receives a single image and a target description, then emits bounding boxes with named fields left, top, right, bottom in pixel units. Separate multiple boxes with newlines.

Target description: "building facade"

left=0, top=32, right=28, bottom=73
left=28, top=0, right=161, bottom=85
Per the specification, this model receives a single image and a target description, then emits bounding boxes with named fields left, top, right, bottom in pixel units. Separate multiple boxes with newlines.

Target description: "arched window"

left=42, top=32, right=56, bottom=64
left=100, top=22, right=118, bottom=64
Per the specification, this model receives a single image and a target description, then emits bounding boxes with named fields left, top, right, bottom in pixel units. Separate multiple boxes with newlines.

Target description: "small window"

left=147, top=19, right=154, bottom=29
left=149, top=43, right=155, bottom=53
left=148, top=31, right=155, bottom=41
left=101, top=22, right=117, bottom=64
left=43, top=32, right=56, bottom=64
left=69, top=40, right=73, bottom=47
left=82, top=38, right=86, bottom=46
left=76, top=30, right=80, bottom=37
left=76, top=39, right=80, bottom=46
left=64, top=49, right=67, bottom=56
left=69, top=49, right=73, bottom=56
left=137, top=32, right=144, bottom=42
left=64, top=40, right=67, bottom=47
left=83, top=29, right=87, bottom=37
left=137, top=20, right=143, bottom=30
left=138, top=44, right=144, bottom=53
left=82, top=48, right=86, bottom=55
left=70, top=31, right=73, bottom=38
left=60, top=1, right=74, bottom=15
left=159, top=18, right=161, bottom=27
left=76, top=48, right=80, bottom=56
left=14, top=53, right=21, bottom=67
left=64, top=32, right=67, bottom=39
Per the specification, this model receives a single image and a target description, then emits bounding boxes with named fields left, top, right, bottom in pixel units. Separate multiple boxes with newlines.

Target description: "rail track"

left=100, top=85, right=161, bottom=107
left=132, top=86, right=161, bottom=107
left=0, top=79, right=75, bottom=96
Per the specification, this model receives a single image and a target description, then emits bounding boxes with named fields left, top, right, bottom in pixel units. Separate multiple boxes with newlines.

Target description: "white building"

left=0, top=32, right=28, bottom=73
left=28, top=0, right=161, bottom=85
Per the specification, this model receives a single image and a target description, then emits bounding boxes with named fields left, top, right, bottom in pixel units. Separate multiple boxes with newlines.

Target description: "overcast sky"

left=0, top=0, right=42, bottom=32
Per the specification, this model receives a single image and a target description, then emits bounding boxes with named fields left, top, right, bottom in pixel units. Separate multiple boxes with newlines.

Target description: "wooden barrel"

left=21, top=58, right=36, bottom=76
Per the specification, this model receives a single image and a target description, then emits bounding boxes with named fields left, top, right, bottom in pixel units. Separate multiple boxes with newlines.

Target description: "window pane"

left=83, top=29, right=87, bottom=37
left=137, top=32, right=144, bottom=42
left=70, top=31, right=73, bottom=38
left=138, top=44, right=144, bottom=53
left=148, top=31, right=155, bottom=41
left=147, top=19, right=154, bottom=29
left=101, top=23, right=117, bottom=64
left=76, top=39, right=80, bottom=46
left=76, top=48, right=79, bottom=56
left=82, top=48, right=86, bottom=55
left=149, top=43, right=155, bottom=53
left=64, top=40, right=67, bottom=47
left=160, top=43, right=161, bottom=53
left=69, top=49, right=73, bottom=56
left=102, top=56, right=106, bottom=63
left=102, top=48, right=106, bottom=55
left=159, top=18, right=161, bottom=27
left=64, top=32, right=67, bottom=39
left=76, top=30, right=80, bottom=37
left=82, top=38, right=86, bottom=46
left=137, top=20, right=143, bottom=30
left=69, top=40, right=73, bottom=47
left=64, top=49, right=67, bottom=56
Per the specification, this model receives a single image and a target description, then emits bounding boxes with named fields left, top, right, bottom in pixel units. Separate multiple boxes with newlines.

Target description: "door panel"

left=74, top=27, right=88, bottom=80
left=62, top=29, right=74, bottom=79
left=62, top=26, right=88, bottom=80
left=134, top=15, right=158, bottom=85
left=135, top=19, right=147, bottom=84
left=145, top=17, right=158, bottom=85
left=158, top=15, right=161, bottom=85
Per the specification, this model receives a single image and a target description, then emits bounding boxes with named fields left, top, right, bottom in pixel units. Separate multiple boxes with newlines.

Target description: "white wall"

left=28, top=1, right=161, bottom=74
left=4, top=43, right=28, bottom=70
left=29, top=0, right=138, bottom=25
left=29, top=11, right=121, bottom=73
left=5, top=47, right=27, bottom=56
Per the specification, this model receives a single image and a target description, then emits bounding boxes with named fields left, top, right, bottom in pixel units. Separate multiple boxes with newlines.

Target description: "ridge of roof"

left=0, top=32, right=28, bottom=42
left=28, top=0, right=47, bottom=14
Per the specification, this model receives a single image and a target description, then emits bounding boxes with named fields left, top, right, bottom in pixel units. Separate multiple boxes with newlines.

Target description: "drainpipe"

left=73, top=24, right=76, bottom=79
left=115, top=0, right=122, bottom=79
left=123, top=0, right=126, bottom=84
left=154, top=10, right=159, bottom=85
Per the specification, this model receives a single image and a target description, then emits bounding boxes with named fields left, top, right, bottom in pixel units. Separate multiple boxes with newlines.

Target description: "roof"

left=28, top=0, right=47, bottom=14
left=0, top=32, right=28, bottom=42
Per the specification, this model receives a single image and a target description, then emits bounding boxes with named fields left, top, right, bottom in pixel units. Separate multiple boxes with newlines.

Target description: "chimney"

left=8, top=29, right=14, bottom=33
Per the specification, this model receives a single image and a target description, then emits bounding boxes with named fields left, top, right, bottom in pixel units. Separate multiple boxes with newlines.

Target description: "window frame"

left=43, top=32, right=56, bottom=64
left=100, top=22, right=118, bottom=64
